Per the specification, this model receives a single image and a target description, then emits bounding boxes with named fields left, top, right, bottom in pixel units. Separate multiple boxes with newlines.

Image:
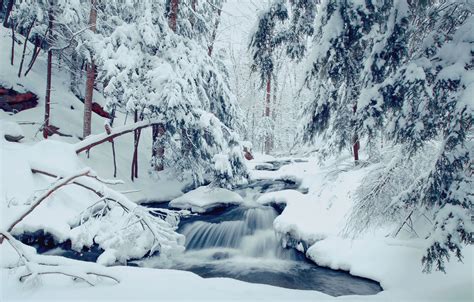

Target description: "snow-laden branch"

left=1, top=232, right=120, bottom=286
left=75, top=119, right=161, bottom=154
left=29, top=166, right=185, bottom=259
left=2, top=169, right=93, bottom=240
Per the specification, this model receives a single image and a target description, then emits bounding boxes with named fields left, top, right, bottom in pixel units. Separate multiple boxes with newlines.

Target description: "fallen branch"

left=3, top=169, right=92, bottom=239
left=75, top=119, right=161, bottom=154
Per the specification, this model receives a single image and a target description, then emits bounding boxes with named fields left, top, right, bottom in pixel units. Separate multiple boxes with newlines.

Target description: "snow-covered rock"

left=169, top=185, right=243, bottom=213
left=257, top=189, right=305, bottom=207
left=0, top=120, right=24, bottom=139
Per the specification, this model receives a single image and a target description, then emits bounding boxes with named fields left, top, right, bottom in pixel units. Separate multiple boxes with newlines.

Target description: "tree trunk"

left=208, top=6, right=222, bottom=57
left=18, top=18, right=35, bottom=77
left=352, top=104, right=360, bottom=163
left=43, top=8, right=53, bottom=139
left=168, top=0, right=179, bottom=32
left=24, top=36, right=41, bottom=76
left=83, top=0, right=97, bottom=138
left=264, top=74, right=272, bottom=154
left=3, top=0, right=14, bottom=28
left=190, top=0, right=197, bottom=28
left=131, top=110, right=143, bottom=181
left=10, top=22, right=14, bottom=66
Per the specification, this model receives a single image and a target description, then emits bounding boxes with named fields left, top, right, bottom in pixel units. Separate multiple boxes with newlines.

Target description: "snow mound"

left=0, top=120, right=24, bottom=139
left=169, top=185, right=243, bottom=213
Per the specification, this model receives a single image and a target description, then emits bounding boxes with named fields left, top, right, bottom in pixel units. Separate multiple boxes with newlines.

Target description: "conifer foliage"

left=249, top=0, right=473, bottom=272
left=5, top=0, right=248, bottom=189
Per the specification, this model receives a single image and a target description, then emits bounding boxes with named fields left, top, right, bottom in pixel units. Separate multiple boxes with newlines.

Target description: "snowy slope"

left=0, top=26, right=188, bottom=204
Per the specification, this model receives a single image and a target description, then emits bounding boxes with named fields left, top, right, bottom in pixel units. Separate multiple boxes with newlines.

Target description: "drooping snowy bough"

left=0, top=166, right=185, bottom=285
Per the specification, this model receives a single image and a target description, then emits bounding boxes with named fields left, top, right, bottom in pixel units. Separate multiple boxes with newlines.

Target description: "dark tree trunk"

left=10, top=22, right=14, bottom=65
left=24, top=26, right=48, bottom=76
left=264, top=74, right=272, bottom=154
left=208, top=7, right=222, bottom=56
left=18, top=18, right=35, bottom=77
left=352, top=104, right=360, bottom=163
left=83, top=0, right=97, bottom=138
left=43, top=8, right=53, bottom=139
left=3, top=0, right=14, bottom=28
left=168, top=0, right=179, bottom=32
left=131, top=110, right=142, bottom=181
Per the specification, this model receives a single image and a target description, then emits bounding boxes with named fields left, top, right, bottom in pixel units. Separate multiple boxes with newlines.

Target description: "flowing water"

left=139, top=203, right=382, bottom=297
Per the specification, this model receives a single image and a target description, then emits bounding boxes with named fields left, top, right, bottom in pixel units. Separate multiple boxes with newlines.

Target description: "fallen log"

left=0, top=86, right=38, bottom=113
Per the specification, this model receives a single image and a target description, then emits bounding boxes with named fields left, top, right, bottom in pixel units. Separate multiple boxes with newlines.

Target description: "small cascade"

left=179, top=206, right=298, bottom=260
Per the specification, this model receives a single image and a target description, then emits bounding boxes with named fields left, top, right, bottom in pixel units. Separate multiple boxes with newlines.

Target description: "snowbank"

left=169, top=185, right=243, bottom=213
left=1, top=265, right=331, bottom=301
left=306, top=237, right=473, bottom=301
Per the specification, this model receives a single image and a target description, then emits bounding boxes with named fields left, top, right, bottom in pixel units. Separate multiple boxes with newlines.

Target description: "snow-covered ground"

left=1, top=23, right=472, bottom=302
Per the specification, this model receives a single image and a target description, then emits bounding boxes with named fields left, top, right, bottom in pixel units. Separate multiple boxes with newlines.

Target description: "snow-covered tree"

left=349, top=0, right=473, bottom=272
left=256, top=0, right=472, bottom=272
left=94, top=1, right=247, bottom=188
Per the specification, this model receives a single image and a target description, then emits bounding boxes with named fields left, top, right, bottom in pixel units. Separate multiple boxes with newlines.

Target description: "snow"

left=1, top=265, right=331, bottom=301
left=0, top=120, right=24, bottom=138
left=257, top=189, right=304, bottom=207
left=307, top=238, right=473, bottom=301
left=169, top=185, right=243, bottom=213
left=1, top=5, right=473, bottom=301
left=248, top=155, right=473, bottom=301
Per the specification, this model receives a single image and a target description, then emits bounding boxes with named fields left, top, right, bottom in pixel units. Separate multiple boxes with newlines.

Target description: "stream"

left=21, top=159, right=382, bottom=297
left=136, top=202, right=382, bottom=297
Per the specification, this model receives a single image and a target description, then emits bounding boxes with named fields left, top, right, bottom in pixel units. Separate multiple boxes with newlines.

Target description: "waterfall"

left=179, top=206, right=299, bottom=260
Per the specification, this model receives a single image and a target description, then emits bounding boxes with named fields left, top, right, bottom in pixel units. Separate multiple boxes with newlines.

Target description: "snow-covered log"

left=75, top=120, right=161, bottom=154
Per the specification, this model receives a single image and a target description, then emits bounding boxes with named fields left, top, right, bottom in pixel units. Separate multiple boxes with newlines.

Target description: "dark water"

left=139, top=203, right=382, bottom=297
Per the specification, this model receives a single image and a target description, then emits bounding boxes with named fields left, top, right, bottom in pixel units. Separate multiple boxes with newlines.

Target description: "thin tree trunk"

left=131, top=110, right=142, bottom=181
left=43, top=8, right=53, bottom=139
left=3, top=0, right=14, bottom=28
left=208, top=6, right=222, bottom=57
left=168, top=0, right=179, bottom=32
left=111, top=141, right=117, bottom=177
left=352, top=104, right=360, bottom=163
left=264, top=74, right=272, bottom=154
left=24, top=39, right=40, bottom=76
left=25, top=26, right=48, bottom=76
left=10, top=22, right=14, bottom=66
left=18, top=18, right=35, bottom=78
left=83, top=0, right=97, bottom=138
left=104, top=123, right=117, bottom=178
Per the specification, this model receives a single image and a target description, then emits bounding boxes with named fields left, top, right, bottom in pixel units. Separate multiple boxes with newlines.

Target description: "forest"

left=0, top=0, right=472, bottom=301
